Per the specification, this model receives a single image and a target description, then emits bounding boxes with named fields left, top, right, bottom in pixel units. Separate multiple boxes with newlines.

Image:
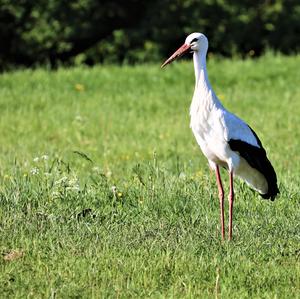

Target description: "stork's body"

left=162, top=33, right=279, bottom=240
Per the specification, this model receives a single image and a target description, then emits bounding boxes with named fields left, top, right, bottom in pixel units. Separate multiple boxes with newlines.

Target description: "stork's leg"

left=215, top=166, right=225, bottom=240
left=228, top=171, right=234, bottom=240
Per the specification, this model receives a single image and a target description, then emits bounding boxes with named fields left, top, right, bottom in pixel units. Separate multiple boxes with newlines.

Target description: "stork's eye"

left=190, top=38, right=198, bottom=44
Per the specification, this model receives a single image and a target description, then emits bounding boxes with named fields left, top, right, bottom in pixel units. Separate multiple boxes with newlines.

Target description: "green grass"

left=0, top=54, right=299, bottom=298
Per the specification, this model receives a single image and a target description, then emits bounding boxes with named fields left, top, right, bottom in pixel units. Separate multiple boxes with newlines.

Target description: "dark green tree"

left=0, top=0, right=299, bottom=69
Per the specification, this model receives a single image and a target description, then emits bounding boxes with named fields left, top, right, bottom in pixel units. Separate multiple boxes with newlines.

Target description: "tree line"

left=0, top=0, right=299, bottom=69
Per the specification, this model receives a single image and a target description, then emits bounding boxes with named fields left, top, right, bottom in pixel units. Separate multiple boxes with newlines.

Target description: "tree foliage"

left=0, top=0, right=299, bottom=68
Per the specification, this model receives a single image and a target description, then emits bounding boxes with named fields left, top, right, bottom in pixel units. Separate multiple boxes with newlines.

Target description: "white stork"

left=161, top=32, right=279, bottom=240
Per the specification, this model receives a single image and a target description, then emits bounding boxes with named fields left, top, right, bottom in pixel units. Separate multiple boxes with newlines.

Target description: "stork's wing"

left=221, top=110, right=279, bottom=200
left=221, top=110, right=260, bottom=147
left=228, top=138, right=279, bottom=200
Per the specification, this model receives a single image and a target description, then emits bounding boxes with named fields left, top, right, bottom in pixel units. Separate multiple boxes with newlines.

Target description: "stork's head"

left=161, top=32, right=208, bottom=68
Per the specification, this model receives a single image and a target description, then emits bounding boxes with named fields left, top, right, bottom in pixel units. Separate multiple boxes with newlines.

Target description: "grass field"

left=0, top=54, right=299, bottom=298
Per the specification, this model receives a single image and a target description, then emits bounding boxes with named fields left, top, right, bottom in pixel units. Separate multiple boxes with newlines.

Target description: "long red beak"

left=161, top=43, right=191, bottom=68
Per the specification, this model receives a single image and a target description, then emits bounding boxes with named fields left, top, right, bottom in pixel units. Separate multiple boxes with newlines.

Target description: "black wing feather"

left=228, top=126, right=279, bottom=200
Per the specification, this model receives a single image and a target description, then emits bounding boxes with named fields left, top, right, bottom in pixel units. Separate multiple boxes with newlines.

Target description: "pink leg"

left=228, top=171, right=234, bottom=240
left=215, top=166, right=225, bottom=241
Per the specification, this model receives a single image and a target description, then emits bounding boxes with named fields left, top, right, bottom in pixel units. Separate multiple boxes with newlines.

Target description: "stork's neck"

left=192, top=51, right=222, bottom=108
left=193, top=51, right=212, bottom=90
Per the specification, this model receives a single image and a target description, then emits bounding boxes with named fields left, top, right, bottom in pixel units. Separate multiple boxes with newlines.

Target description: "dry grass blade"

left=3, top=250, right=24, bottom=261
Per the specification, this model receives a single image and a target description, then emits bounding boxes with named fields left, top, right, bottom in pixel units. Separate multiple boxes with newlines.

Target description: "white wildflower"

left=30, top=167, right=39, bottom=175
left=111, top=185, right=117, bottom=195
left=179, top=172, right=186, bottom=180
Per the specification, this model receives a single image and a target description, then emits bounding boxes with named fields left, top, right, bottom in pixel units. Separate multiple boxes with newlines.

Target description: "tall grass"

left=0, top=54, right=299, bottom=298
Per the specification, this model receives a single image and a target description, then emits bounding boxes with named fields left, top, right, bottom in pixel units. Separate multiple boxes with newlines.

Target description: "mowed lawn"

left=0, top=54, right=299, bottom=298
